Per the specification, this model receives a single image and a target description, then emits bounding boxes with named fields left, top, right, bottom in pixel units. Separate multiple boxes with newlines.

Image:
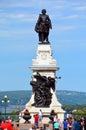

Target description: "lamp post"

left=55, top=76, right=61, bottom=79
left=2, top=95, right=10, bottom=120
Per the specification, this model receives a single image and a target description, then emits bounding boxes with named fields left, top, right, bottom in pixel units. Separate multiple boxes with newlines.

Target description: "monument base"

left=19, top=44, right=65, bottom=123
left=19, top=90, right=65, bottom=123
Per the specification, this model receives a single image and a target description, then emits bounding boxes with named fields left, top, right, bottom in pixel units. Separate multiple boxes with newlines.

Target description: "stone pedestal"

left=20, top=43, right=65, bottom=123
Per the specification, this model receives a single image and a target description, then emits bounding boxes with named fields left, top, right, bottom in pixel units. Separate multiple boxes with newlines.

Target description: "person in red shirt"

left=1, top=120, right=14, bottom=130
left=1, top=120, right=7, bottom=130
left=34, top=114, right=39, bottom=127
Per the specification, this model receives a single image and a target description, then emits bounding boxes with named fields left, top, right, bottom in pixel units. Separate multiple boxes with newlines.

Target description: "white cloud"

left=0, top=0, right=71, bottom=10
left=53, top=25, right=77, bottom=33
left=0, top=29, right=33, bottom=37
left=0, top=0, right=36, bottom=8
left=0, top=0, right=55, bottom=9
left=62, top=25, right=76, bottom=31
left=9, top=14, right=25, bottom=19
left=75, top=6, right=86, bottom=11
left=0, top=18, right=6, bottom=24
left=0, top=12, right=36, bottom=25
left=9, top=13, right=36, bottom=22
left=0, top=30, right=10, bottom=37
left=50, top=5, right=65, bottom=10
left=51, top=1, right=81, bottom=11
left=0, top=41, right=33, bottom=53
left=0, top=9, right=4, bottom=12
left=61, top=15, right=79, bottom=20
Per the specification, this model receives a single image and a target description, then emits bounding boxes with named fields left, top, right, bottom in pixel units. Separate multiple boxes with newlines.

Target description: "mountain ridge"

left=0, top=90, right=86, bottom=105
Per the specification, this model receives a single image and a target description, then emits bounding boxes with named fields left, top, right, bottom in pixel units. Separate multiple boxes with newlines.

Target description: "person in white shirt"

left=39, top=109, right=42, bottom=122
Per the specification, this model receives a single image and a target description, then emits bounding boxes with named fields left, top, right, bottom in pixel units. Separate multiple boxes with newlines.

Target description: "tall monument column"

left=22, top=9, right=65, bottom=122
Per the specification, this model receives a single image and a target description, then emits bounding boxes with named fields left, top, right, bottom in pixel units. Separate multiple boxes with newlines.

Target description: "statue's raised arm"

left=35, top=9, right=52, bottom=44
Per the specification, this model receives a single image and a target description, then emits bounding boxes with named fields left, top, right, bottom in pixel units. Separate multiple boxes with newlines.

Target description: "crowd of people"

left=32, top=109, right=86, bottom=130
left=0, top=119, right=20, bottom=130
left=0, top=109, right=86, bottom=130
left=49, top=110, right=86, bottom=130
left=62, top=116, right=86, bottom=130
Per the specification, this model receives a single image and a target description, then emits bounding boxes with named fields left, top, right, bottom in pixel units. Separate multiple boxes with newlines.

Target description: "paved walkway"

left=16, top=116, right=54, bottom=129
left=15, top=122, right=53, bottom=130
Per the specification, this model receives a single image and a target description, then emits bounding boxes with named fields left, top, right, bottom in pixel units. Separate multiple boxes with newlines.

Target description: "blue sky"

left=0, top=0, right=86, bottom=92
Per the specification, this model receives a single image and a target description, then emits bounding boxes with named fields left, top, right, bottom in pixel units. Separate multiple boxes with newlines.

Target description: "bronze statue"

left=35, top=9, right=52, bottom=44
left=30, top=73, right=55, bottom=107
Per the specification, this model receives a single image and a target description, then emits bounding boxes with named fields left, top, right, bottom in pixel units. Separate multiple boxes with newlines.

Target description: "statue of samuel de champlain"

left=35, top=9, right=52, bottom=44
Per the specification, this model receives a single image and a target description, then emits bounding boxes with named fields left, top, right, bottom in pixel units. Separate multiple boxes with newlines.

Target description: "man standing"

left=34, top=114, right=39, bottom=127
left=35, top=9, right=52, bottom=43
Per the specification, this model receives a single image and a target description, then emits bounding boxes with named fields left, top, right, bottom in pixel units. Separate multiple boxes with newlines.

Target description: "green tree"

left=74, top=109, right=86, bottom=119
left=10, top=110, right=19, bottom=121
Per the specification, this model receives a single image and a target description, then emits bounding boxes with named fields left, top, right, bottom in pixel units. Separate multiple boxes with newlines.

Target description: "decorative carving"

left=41, top=53, right=47, bottom=60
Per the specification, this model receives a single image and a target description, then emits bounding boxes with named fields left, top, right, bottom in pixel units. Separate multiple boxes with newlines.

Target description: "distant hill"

left=0, top=90, right=86, bottom=106
left=56, top=90, right=86, bottom=104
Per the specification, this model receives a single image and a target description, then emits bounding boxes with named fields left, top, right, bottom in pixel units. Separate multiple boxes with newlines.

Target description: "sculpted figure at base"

left=35, top=9, right=52, bottom=44
left=23, top=109, right=31, bottom=123
left=30, top=72, right=55, bottom=107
